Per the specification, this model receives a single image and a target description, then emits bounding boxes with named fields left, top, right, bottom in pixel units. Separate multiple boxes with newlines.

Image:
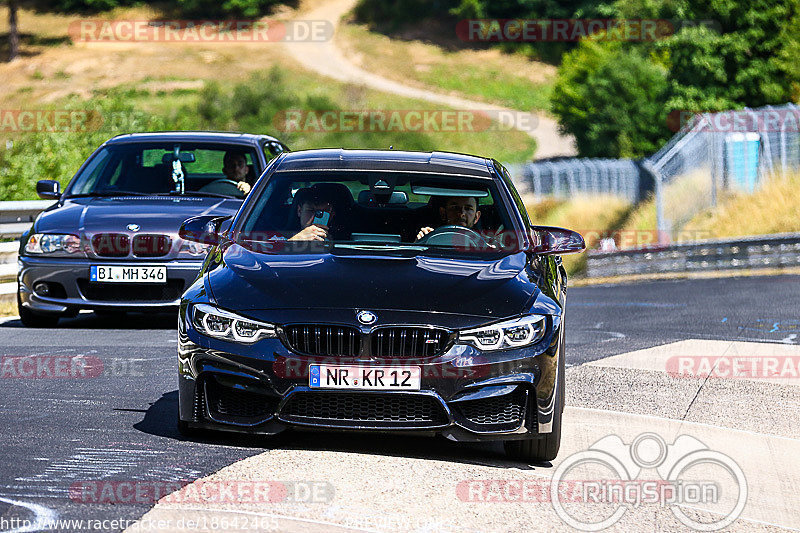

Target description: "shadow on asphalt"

left=134, top=390, right=545, bottom=471
left=1, top=311, right=176, bottom=329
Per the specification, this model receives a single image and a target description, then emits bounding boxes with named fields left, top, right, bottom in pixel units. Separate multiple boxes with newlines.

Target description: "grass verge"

left=339, top=21, right=556, bottom=112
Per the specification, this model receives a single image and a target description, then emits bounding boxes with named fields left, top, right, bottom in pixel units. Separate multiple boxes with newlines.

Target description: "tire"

left=17, top=294, right=60, bottom=328
left=177, top=417, right=203, bottom=439
left=505, top=349, right=565, bottom=463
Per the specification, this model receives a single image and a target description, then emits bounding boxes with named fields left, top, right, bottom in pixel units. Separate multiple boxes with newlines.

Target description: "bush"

left=550, top=38, right=669, bottom=158
left=0, top=93, right=176, bottom=201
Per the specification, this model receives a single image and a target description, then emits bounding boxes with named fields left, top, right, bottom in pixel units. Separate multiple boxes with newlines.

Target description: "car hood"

left=33, top=197, right=241, bottom=258
left=207, top=244, right=540, bottom=321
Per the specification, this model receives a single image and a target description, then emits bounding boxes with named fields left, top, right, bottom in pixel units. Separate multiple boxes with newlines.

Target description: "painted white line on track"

left=0, top=496, right=58, bottom=533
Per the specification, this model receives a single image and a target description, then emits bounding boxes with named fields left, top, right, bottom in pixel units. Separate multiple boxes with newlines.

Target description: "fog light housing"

left=33, top=282, right=50, bottom=296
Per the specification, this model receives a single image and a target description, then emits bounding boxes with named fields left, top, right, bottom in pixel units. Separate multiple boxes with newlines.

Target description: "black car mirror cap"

left=529, top=226, right=585, bottom=255
left=179, top=215, right=232, bottom=245
left=36, top=179, right=61, bottom=200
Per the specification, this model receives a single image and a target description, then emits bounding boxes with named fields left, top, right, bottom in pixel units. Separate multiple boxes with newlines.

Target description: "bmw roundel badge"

left=357, top=310, right=377, bottom=325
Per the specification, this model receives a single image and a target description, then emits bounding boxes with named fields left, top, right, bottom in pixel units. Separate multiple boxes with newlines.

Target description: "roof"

left=105, top=131, right=284, bottom=146
left=275, top=149, right=494, bottom=178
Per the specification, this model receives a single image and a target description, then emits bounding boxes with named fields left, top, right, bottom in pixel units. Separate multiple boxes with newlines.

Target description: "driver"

left=222, top=151, right=252, bottom=195
left=416, top=196, right=481, bottom=241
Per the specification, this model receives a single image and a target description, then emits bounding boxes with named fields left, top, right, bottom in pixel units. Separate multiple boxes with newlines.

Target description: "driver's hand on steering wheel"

left=237, top=181, right=252, bottom=195
left=416, top=227, right=434, bottom=241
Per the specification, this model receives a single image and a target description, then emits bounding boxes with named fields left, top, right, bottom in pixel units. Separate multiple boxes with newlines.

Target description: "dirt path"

left=282, top=0, right=577, bottom=159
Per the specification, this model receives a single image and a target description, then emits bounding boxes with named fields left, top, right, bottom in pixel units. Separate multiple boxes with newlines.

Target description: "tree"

left=550, top=37, right=670, bottom=158
left=8, top=0, right=19, bottom=61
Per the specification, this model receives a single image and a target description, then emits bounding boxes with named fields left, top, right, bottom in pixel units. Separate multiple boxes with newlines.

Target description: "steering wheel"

left=198, top=179, right=242, bottom=197
left=417, top=225, right=490, bottom=248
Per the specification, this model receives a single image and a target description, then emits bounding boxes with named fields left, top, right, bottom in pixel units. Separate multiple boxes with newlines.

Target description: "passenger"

left=416, top=196, right=481, bottom=241
left=287, top=185, right=350, bottom=241
left=222, top=151, right=252, bottom=195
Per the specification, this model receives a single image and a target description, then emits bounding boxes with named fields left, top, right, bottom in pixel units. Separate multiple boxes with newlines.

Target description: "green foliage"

left=33, top=0, right=286, bottom=16
left=0, top=67, right=460, bottom=200
left=0, top=94, right=178, bottom=201
left=37, top=0, right=137, bottom=14
left=195, top=68, right=437, bottom=152
left=172, top=0, right=286, bottom=18
left=551, top=38, right=669, bottom=158
left=353, top=0, right=458, bottom=30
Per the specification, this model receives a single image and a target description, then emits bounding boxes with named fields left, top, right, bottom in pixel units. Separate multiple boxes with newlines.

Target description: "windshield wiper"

left=65, top=190, right=151, bottom=198
left=154, top=191, right=238, bottom=199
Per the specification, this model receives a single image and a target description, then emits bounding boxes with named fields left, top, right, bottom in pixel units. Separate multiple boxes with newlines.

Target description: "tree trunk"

left=8, top=0, right=20, bottom=61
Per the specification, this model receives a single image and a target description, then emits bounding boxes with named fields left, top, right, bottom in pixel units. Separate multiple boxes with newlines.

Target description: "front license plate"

left=90, top=265, right=167, bottom=284
left=309, top=365, right=421, bottom=391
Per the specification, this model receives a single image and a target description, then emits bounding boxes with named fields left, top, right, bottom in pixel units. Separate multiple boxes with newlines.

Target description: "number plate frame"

left=89, top=265, right=167, bottom=284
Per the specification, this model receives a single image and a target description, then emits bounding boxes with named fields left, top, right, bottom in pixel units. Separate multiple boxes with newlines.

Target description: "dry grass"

left=525, top=195, right=633, bottom=275
left=619, top=170, right=800, bottom=247
left=0, top=299, right=16, bottom=317
left=683, top=172, right=800, bottom=239
left=617, top=170, right=716, bottom=247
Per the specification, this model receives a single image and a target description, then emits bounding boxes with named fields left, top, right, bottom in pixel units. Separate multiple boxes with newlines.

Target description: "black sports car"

left=17, top=131, right=288, bottom=327
left=177, top=149, right=584, bottom=462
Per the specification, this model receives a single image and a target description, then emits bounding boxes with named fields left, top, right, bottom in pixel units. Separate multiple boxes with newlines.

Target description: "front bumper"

left=18, top=256, right=204, bottom=313
left=177, top=314, right=564, bottom=442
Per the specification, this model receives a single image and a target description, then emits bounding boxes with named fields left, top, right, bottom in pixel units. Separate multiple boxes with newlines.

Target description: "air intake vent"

left=284, top=325, right=362, bottom=357
left=92, top=233, right=129, bottom=257
left=132, top=234, right=172, bottom=257
left=371, top=327, right=450, bottom=358
left=280, top=392, right=448, bottom=428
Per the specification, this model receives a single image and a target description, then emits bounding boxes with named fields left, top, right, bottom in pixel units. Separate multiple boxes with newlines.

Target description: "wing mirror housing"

left=179, top=215, right=232, bottom=246
left=529, top=226, right=585, bottom=255
left=36, top=180, right=61, bottom=199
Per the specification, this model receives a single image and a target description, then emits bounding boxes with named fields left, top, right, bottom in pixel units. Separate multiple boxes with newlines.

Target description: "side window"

left=494, top=160, right=531, bottom=229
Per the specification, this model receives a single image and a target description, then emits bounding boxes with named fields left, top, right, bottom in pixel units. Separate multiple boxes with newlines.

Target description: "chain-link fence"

left=648, top=103, right=800, bottom=243
left=508, top=159, right=643, bottom=203
left=510, top=102, right=800, bottom=245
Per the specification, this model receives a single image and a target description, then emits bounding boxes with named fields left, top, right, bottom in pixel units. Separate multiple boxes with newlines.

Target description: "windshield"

left=67, top=142, right=261, bottom=199
left=237, top=171, right=524, bottom=255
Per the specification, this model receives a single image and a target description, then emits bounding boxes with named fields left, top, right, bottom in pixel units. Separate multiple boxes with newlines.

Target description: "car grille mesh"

left=284, top=325, right=361, bottom=357
left=132, top=234, right=172, bottom=257
left=455, top=389, right=527, bottom=431
left=92, top=233, right=129, bottom=257
left=371, top=327, right=450, bottom=358
left=78, top=279, right=184, bottom=302
left=281, top=392, right=448, bottom=427
left=204, top=379, right=277, bottom=421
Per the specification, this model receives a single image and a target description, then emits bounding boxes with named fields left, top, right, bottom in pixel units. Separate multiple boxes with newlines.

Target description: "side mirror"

left=179, top=215, right=232, bottom=246
left=37, top=180, right=61, bottom=199
left=529, top=226, right=585, bottom=255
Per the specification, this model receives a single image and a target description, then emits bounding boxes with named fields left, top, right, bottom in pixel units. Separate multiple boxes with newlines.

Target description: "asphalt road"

left=1, top=275, right=798, bottom=532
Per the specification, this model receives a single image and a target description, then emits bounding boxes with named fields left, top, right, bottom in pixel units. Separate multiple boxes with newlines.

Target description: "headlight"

left=192, top=304, right=278, bottom=344
left=458, top=315, right=546, bottom=351
left=25, top=233, right=82, bottom=255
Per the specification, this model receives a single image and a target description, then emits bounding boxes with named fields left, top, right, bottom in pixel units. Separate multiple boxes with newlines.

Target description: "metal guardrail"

left=1, top=200, right=52, bottom=240
left=1, top=201, right=49, bottom=285
left=587, top=233, right=800, bottom=277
